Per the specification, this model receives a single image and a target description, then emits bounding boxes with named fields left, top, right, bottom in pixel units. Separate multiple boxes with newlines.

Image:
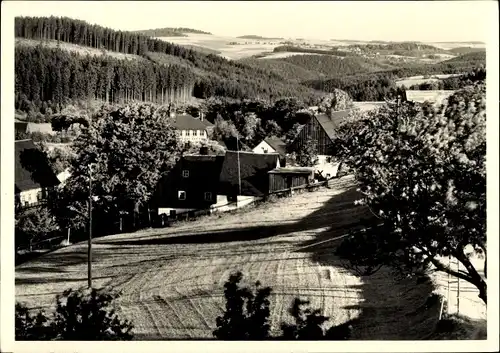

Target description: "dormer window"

left=182, top=170, right=190, bottom=178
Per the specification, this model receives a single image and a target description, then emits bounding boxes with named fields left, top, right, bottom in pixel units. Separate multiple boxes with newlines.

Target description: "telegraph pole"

left=236, top=134, right=242, bottom=196
left=88, top=163, right=93, bottom=289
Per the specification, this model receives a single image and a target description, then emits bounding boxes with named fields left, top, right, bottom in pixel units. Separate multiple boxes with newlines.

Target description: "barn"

left=291, top=109, right=353, bottom=155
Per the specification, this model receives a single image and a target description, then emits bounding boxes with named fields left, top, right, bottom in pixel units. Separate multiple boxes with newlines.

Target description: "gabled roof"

left=173, top=113, right=209, bottom=131
left=315, top=110, right=353, bottom=140
left=263, top=136, right=287, bottom=156
left=219, top=151, right=279, bottom=197
left=200, top=119, right=214, bottom=127
left=15, top=139, right=60, bottom=193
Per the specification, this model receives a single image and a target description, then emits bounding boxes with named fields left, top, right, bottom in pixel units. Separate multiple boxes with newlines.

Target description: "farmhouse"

left=405, top=90, right=456, bottom=106
left=171, top=111, right=211, bottom=143
left=15, top=139, right=60, bottom=210
left=154, top=155, right=225, bottom=216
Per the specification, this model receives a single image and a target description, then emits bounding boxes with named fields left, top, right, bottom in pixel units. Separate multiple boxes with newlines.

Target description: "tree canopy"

left=334, top=83, right=487, bottom=303
left=61, top=103, right=181, bottom=228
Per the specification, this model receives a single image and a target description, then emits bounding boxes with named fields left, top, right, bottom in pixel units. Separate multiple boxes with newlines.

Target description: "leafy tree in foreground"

left=63, top=102, right=181, bottom=229
left=15, top=288, right=133, bottom=340
left=16, top=206, right=60, bottom=251
left=334, top=83, right=487, bottom=303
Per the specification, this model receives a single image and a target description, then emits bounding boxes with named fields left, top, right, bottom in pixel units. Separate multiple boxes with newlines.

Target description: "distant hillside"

left=237, top=35, right=284, bottom=40
left=448, top=47, right=486, bottom=55
left=134, top=27, right=212, bottom=37
left=443, top=51, right=486, bottom=64
left=14, top=16, right=325, bottom=117
left=239, top=58, right=322, bottom=82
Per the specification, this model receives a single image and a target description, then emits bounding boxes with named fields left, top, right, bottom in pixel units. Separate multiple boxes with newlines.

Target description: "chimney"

left=200, top=112, right=204, bottom=121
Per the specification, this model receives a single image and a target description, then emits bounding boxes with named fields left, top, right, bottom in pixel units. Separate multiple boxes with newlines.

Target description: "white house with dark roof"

left=15, top=139, right=60, bottom=210
left=171, top=112, right=210, bottom=143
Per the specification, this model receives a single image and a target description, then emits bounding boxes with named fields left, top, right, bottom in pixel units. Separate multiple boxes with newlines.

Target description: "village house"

left=154, top=154, right=225, bottom=217
left=252, top=136, right=287, bottom=165
left=15, top=139, right=60, bottom=210
left=153, top=151, right=281, bottom=217
left=171, top=111, right=211, bottom=143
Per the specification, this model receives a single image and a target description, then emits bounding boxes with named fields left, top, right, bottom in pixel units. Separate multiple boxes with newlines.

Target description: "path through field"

left=16, top=176, right=440, bottom=339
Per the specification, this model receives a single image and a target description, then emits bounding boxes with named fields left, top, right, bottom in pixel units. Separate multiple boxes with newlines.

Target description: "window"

left=196, top=130, right=199, bottom=136
left=182, top=170, right=190, bottom=178
left=204, top=192, right=212, bottom=201
left=181, top=130, right=186, bottom=136
left=189, top=130, right=193, bottom=136
left=178, top=190, right=186, bottom=200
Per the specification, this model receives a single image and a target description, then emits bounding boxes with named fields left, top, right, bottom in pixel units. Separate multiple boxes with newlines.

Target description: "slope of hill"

left=443, top=51, right=486, bottom=64
left=237, top=35, right=284, bottom=40
left=448, top=47, right=486, bottom=55
left=239, top=57, right=323, bottom=82
left=134, top=27, right=212, bottom=37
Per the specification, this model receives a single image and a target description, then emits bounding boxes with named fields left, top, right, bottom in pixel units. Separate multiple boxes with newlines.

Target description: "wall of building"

left=252, top=141, right=276, bottom=154
left=179, top=129, right=208, bottom=143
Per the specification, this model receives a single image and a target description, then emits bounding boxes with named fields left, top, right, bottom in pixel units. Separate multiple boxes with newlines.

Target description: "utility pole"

left=447, top=255, right=451, bottom=314
left=88, top=163, right=93, bottom=289
left=457, top=259, right=460, bottom=315
left=236, top=134, right=242, bottom=196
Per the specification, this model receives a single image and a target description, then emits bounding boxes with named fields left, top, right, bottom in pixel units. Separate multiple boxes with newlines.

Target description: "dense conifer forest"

left=14, top=16, right=323, bottom=114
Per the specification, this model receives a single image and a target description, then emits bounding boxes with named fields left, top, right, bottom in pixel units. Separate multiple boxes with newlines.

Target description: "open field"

left=16, top=176, right=443, bottom=339
left=15, top=38, right=145, bottom=61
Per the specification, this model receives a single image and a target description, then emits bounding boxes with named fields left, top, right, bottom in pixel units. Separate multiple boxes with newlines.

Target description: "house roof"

left=15, top=139, right=60, bottom=193
left=200, top=119, right=214, bottom=127
left=219, top=151, right=279, bottom=197
left=173, top=113, right=209, bottom=131
left=263, top=136, right=287, bottom=156
left=268, top=167, right=315, bottom=175
left=315, top=110, right=353, bottom=140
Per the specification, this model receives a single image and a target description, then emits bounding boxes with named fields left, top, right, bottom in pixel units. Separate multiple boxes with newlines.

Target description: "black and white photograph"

left=1, top=1, right=498, bottom=352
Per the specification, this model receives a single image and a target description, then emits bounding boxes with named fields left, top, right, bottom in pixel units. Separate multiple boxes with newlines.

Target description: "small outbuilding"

left=268, top=167, right=315, bottom=194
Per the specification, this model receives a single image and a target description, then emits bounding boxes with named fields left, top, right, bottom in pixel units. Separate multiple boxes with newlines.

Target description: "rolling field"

left=16, top=176, right=442, bottom=340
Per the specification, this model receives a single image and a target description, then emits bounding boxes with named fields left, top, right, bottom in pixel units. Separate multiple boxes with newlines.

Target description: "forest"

left=133, top=27, right=212, bottom=37
left=14, top=16, right=323, bottom=111
left=305, top=52, right=485, bottom=100
left=408, top=67, right=486, bottom=91
left=15, top=45, right=196, bottom=115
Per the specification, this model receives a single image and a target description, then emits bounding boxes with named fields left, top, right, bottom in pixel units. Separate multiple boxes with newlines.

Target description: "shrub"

left=15, top=288, right=134, bottom=340
left=213, top=271, right=272, bottom=340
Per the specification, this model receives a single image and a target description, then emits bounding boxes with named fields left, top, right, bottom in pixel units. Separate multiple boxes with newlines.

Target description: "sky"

left=2, top=1, right=496, bottom=42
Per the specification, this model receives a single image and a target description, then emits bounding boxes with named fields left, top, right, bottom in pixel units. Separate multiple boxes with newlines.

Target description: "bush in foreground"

left=16, top=288, right=133, bottom=340
left=214, top=271, right=353, bottom=340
